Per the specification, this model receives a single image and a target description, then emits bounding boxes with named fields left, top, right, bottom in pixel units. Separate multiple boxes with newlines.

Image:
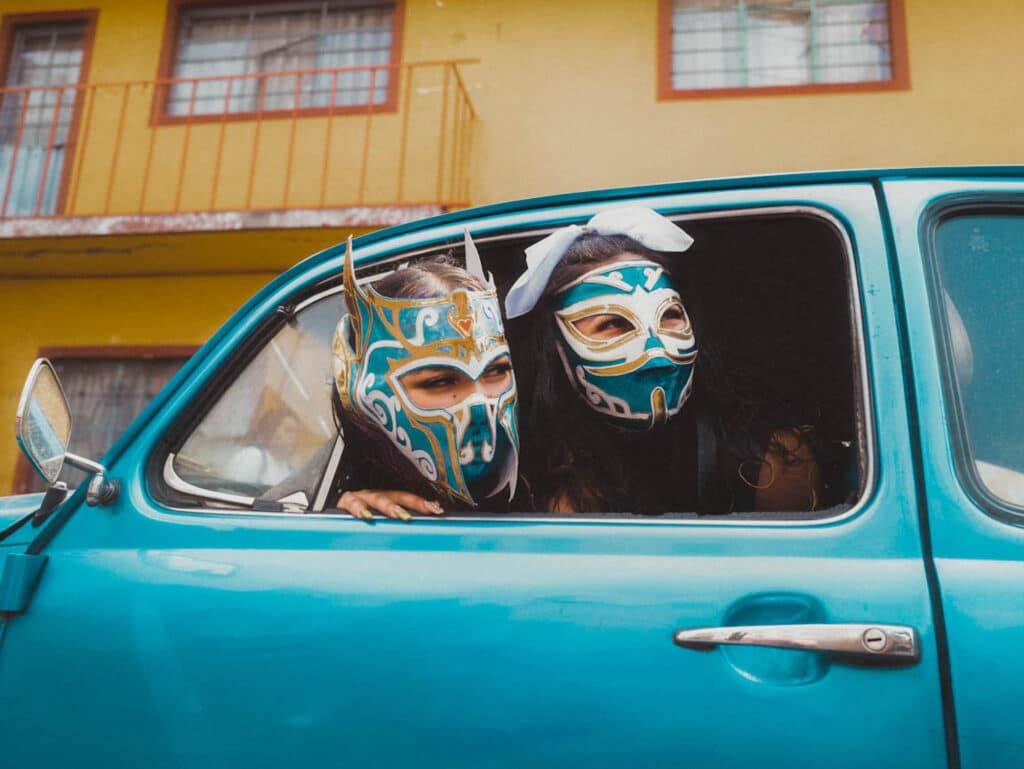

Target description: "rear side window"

left=930, top=209, right=1024, bottom=512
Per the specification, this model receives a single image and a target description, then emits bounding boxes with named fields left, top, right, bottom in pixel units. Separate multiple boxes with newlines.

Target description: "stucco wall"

left=0, top=226, right=359, bottom=492
left=402, top=0, right=1021, bottom=202
left=3, top=0, right=1020, bottom=208
left=2, top=0, right=1022, bottom=491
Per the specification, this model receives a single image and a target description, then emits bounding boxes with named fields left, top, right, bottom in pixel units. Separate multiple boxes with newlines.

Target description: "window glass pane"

left=815, top=1, right=891, bottom=83
left=173, top=292, right=344, bottom=502
left=747, top=5, right=809, bottom=87
left=670, top=0, right=894, bottom=90
left=169, top=1, right=394, bottom=116
left=933, top=212, right=1024, bottom=508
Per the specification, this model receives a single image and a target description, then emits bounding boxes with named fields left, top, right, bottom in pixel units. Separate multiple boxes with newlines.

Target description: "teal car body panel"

left=2, top=167, right=1023, bottom=768
left=882, top=178, right=1024, bottom=769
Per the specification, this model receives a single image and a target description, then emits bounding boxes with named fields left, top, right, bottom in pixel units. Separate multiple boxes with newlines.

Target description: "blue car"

left=2, top=167, right=1022, bottom=769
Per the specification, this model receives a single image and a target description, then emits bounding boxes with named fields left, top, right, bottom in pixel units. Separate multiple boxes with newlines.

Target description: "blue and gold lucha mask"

left=333, top=238, right=519, bottom=505
left=554, top=259, right=697, bottom=431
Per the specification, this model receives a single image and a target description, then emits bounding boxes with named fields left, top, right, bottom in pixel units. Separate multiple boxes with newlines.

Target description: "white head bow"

left=504, top=206, right=694, bottom=319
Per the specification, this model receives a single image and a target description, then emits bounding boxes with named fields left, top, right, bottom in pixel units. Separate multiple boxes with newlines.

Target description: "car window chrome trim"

left=156, top=202, right=874, bottom=527
left=292, top=284, right=345, bottom=314
left=311, top=435, right=345, bottom=512
left=163, top=453, right=255, bottom=508
left=292, top=269, right=403, bottom=314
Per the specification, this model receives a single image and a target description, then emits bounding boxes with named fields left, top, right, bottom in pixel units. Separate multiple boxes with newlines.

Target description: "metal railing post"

left=435, top=63, right=451, bottom=203
left=357, top=66, right=378, bottom=204
left=34, top=87, right=65, bottom=216
left=101, top=83, right=130, bottom=214
left=317, top=70, right=339, bottom=208
left=395, top=63, right=413, bottom=203
left=208, top=77, right=233, bottom=210
left=67, top=84, right=96, bottom=215
left=172, top=79, right=199, bottom=212
left=282, top=72, right=303, bottom=207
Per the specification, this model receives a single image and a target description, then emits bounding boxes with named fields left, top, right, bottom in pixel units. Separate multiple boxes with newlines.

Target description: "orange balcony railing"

left=0, top=59, right=476, bottom=221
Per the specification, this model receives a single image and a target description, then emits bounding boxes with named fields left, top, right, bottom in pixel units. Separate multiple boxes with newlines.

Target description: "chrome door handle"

left=673, top=623, right=919, bottom=662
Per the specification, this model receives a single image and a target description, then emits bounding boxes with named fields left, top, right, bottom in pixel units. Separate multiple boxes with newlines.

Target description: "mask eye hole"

left=659, top=302, right=690, bottom=333
left=400, top=366, right=471, bottom=409
left=572, top=313, right=637, bottom=341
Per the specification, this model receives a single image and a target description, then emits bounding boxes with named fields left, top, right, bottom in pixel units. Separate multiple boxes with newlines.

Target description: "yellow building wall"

left=401, top=0, right=1024, bottom=203
left=2, top=0, right=1022, bottom=491
left=0, top=273, right=263, bottom=492
left=3, top=0, right=1020, bottom=211
left=0, top=227, right=362, bottom=492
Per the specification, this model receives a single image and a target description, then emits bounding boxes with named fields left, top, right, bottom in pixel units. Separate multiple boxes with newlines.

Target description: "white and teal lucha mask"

left=554, top=259, right=697, bottom=431
left=332, top=239, right=519, bottom=505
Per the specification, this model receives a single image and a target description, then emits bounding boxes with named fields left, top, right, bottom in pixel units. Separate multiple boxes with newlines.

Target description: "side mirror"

left=15, top=359, right=71, bottom=486
left=14, top=358, right=119, bottom=506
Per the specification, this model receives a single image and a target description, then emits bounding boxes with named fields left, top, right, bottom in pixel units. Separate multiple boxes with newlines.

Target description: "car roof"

left=312, top=164, right=1024, bottom=267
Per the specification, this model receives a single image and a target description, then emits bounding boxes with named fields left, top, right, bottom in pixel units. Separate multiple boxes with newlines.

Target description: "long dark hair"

left=332, top=258, right=490, bottom=508
left=510, top=233, right=790, bottom=514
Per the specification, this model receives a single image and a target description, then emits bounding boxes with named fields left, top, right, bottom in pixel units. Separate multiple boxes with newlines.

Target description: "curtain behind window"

left=671, top=0, right=892, bottom=90
left=168, top=1, right=394, bottom=116
left=0, top=22, right=85, bottom=215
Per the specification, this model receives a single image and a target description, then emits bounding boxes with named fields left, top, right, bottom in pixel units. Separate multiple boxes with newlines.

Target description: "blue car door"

left=0, top=181, right=951, bottom=768
left=884, top=173, right=1024, bottom=769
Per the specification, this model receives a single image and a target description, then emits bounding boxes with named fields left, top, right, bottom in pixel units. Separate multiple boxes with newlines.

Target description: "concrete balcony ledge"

left=0, top=204, right=454, bottom=279
left=0, top=205, right=446, bottom=239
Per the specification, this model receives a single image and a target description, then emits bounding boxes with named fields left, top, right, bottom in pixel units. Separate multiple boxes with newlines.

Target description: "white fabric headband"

left=503, top=206, right=694, bottom=319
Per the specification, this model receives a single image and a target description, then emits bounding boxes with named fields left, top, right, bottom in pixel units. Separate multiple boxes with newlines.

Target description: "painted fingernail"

left=358, top=507, right=373, bottom=520
left=426, top=500, right=444, bottom=515
left=393, top=505, right=412, bottom=522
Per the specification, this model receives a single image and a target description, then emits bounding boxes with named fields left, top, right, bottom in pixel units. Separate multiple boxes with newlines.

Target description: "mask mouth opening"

left=464, top=428, right=516, bottom=501
left=459, top=420, right=497, bottom=468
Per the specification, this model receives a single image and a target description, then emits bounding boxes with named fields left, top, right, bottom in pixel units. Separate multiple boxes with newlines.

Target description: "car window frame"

left=920, top=193, right=1024, bottom=524
left=149, top=203, right=875, bottom=524
left=151, top=259, right=419, bottom=512
left=162, top=284, right=350, bottom=511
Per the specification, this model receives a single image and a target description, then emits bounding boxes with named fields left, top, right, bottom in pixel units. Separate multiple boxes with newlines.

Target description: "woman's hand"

left=336, top=489, right=445, bottom=522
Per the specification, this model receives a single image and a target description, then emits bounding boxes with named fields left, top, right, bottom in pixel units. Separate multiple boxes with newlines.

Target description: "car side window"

left=930, top=209, right=1024, bottom=512
left=168, top=291, right=345, bottom=507
left=160, top=208, right=867, bottom=518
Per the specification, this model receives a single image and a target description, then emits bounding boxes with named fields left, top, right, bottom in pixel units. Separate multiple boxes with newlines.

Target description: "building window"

left=162, top=0, right=399, bottom=118
left=659, top=0, right=908, bottom=98
left=0, top=13, right=95, bottom=216
left=12, top=349, right=193, bottom=494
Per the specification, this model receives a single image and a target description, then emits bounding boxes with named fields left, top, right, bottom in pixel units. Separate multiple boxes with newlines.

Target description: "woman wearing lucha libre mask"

left=505, top=207, right=822, bottom=515
left=332, top=235, right=521, bottom=521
